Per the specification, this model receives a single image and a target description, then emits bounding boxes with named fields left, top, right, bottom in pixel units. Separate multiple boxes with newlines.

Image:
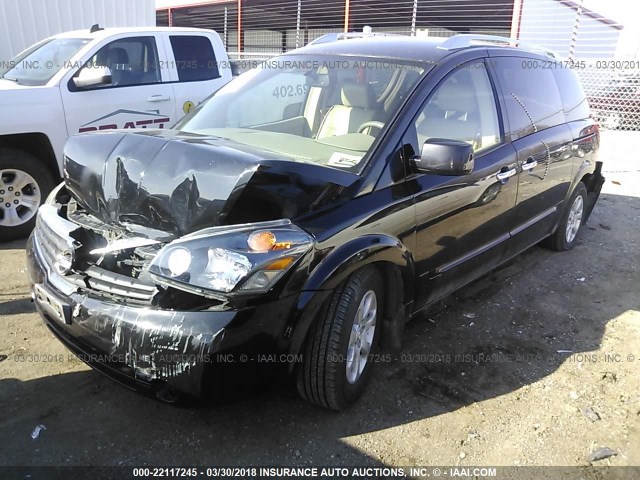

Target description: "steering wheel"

left=357, top=121, right=385, bottom=135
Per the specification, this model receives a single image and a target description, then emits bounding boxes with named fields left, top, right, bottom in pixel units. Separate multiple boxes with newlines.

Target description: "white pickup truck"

left=0, top=26, right=233, bottom=240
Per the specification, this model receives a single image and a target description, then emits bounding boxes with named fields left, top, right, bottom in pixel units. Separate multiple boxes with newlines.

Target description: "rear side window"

left=493, top=57, right=564, bottom=139
left=170, top=36, right=219, bottom=82
left=553, top=68, right=590, bottom=122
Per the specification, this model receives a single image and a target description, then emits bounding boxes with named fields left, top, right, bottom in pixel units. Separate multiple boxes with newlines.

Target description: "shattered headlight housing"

left=149, top=220, right=314, bottom=296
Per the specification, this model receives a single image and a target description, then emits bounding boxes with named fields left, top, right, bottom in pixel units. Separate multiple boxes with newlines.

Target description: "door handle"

left=522, top=157, right=538, bottom=171
left=147, top=95, right=171, bottom=102
left=549, top=145, right=568, bottom=156
left=496, top=167, right=517, bottom=181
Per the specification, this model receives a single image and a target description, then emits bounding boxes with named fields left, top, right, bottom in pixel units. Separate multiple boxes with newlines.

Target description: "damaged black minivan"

left=27, top=33, right=603, bottom=410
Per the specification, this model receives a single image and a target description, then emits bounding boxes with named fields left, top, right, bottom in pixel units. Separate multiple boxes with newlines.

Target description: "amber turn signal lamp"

left=265, top=257, right=295, bottom=270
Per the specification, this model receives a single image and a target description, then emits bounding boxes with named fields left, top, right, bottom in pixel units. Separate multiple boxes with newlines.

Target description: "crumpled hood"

left=63, top=130, right=358, bottom=239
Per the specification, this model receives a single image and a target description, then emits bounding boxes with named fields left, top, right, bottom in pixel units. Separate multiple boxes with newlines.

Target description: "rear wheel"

left=544, top=183, right=588, bottom=251
left=0, top=149, right=55, bottom=241
left=297, top=266, right=383, bottom=410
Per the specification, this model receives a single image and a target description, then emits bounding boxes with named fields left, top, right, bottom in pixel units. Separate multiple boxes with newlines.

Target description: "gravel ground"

left=0, top=132, right=638, bottom=477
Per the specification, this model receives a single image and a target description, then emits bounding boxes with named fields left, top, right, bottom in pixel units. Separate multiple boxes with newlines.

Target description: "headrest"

left=341, top=83, right=375, bottom=109
left=108, top=48, right=129, bottom=65
left=94, top=48, right=109, bottom=67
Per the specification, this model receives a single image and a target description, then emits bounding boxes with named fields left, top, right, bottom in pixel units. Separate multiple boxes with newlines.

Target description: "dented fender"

left=285, top=235, right=415, bottom=370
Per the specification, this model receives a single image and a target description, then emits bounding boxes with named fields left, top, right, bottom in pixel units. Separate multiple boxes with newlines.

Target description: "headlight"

left=149, top=220, right=314, bottom=296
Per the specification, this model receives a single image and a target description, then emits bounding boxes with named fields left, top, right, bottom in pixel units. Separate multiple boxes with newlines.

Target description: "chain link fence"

left=158, top=0, right=640, bottom=130
left=579, top=64, right=640, bottom=130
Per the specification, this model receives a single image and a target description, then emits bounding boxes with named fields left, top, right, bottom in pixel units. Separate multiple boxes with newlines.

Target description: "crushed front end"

left=26, top=185, right=310, bottom=401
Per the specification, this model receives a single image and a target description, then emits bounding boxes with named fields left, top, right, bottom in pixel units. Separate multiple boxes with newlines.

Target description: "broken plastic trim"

left=45, top=181, right=66, bottom=206
left=89, top=237, right=160, bottom=255
left=148, top=220, right=315, bottom=298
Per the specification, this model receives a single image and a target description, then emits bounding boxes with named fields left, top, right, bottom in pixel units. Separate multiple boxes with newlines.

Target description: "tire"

left=0, top=149, right=55, bottom=241
left=297, top=266, right=383, bottom=410
left=544, top=183, right=588, bottom=251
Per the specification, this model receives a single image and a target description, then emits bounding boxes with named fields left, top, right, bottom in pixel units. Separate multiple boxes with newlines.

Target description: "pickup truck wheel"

left=0, top=149, right=55, bottom=241
left=297, top=266, right=383, bottom=410
left=544, top=183, right=588, bottom=251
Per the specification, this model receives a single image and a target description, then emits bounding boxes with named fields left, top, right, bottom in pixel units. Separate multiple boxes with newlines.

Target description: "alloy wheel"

left=565, top=194, right=584, bottom=244
left=0, top=169, right=41, bottom=227
left=346, top=290, right=377, bottom=384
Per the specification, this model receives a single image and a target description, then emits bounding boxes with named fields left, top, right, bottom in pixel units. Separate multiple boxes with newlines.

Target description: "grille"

left=85, top=266, right=158, bottom=302
left=34, top=205, right=159, bottom=304
left=33, top=205, right=78, bottom=275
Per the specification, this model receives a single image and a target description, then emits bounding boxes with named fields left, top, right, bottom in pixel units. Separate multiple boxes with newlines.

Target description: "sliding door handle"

left=496, top=168, right=517, bottom=181
left=522, top=157, right=538, bottom=171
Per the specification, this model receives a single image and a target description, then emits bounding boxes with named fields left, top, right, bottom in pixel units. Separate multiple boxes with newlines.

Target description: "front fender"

left=307, top=235, right=415, bottom=295
left=285, top=234, right=415, bottom=370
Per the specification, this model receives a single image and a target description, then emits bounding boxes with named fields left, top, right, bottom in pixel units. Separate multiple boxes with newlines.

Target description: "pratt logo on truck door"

left=78, top=109, right=171, bottom=133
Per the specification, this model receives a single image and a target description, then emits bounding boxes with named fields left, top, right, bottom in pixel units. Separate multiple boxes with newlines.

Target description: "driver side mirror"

left=73, top=66, right=112, bottom=89
left=413, top=138, right=474, bottom=176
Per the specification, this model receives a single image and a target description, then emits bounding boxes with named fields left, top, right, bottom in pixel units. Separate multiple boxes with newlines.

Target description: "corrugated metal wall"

left=0, top=0, right=156, bottom=61
left=518, top=0, right=621, bottom=59
left=157, top=0, right=514, bottom=54
left=158, top=0, right=639, bottom=130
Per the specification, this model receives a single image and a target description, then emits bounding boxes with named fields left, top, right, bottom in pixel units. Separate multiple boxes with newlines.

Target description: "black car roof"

left=286, top=34, right=554, bottom=64
left=289, top=36, right=455, bottom=64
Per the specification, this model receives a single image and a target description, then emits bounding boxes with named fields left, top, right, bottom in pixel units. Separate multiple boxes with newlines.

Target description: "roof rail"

left=438, top=34, right=561, bottom=59
left=308, top=27, right=403, bottom=46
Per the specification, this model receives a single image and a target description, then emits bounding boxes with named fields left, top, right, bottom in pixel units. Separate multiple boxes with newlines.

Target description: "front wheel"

left=0, top=149, right=55, bottom=241
left=544, top=183, right=588, bottom=251
left=297, top=266, right=383, bottom=410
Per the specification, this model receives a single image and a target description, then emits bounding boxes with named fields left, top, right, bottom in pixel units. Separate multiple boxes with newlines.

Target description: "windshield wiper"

left=0, top=75, right=18, bottom=83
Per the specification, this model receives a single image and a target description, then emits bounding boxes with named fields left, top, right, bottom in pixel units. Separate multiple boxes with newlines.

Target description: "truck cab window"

left=170, top=36, right=219, bottom=82
left=82, top=36, right=161, bottom=88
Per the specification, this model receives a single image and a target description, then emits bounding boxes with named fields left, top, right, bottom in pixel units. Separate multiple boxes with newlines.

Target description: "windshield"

left=177, top=55, right=428, bottom=173
left=0, top=38, right=91, bottom=86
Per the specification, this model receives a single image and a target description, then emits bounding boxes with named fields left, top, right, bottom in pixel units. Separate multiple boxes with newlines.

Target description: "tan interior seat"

left=316, top=83, right=377, bottom=138
left=416, top=74, right=481, bottom=148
